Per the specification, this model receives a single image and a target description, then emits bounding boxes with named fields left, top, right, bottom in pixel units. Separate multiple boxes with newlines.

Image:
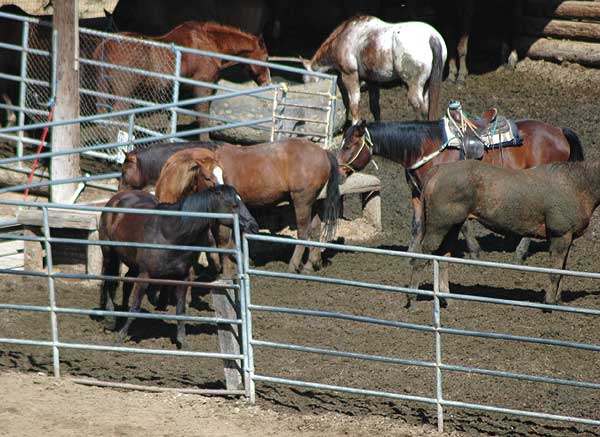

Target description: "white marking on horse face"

left=236, top=194, right=242, bottom=201
left=212, top=166, right=224, bottom=184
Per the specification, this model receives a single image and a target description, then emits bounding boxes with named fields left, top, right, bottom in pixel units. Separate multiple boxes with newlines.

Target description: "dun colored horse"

left=154, top=139, right=341, bottom=273
left=98, top=186, right=258, bottom=348
left=408, top=160, right=600, bottom=309
left=338, top=117, right=584, bottom=261
left=93, top=21, right=271, bottom=138
left=303, top=15, right=447, bottom=122
left=118, top=141, right=223, bottom=190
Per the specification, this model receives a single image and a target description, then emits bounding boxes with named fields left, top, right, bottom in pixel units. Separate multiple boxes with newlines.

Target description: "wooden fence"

left=516, top=0, right=600, bottom=66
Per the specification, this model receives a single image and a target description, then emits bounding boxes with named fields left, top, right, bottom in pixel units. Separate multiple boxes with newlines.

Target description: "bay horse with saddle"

left=408, top=160, right=600, bottom=310
left=99, top=185, right=258, bottom=348
left=153, top=139, right=341, bottom=274
left=93, top=21, right=271, bottom=139
left=337, top=102, right=584, bottom=261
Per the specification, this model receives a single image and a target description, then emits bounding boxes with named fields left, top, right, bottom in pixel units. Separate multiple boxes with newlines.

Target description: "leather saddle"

left=446, top=106, right=521, bottom=160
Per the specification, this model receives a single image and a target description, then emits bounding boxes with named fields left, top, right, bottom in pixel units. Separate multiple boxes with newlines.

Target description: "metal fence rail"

left=242, top=233, right=600, bottom=432
left=0, top=198, right=248, bottom=396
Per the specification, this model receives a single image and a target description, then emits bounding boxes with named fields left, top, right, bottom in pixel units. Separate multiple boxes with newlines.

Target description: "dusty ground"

left=1, top=59, right=600, bottom=436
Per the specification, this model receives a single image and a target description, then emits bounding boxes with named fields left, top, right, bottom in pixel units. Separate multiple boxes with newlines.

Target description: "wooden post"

left=51, top=0, right=80, bottom=204
left=211, top=281, right=243, bottom=391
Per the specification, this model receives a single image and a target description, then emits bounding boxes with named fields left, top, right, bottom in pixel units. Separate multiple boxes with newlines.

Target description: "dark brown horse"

left=408, top=160, right=600, bottom=309
left=98, top=186, right=258, bottom=348
left=93, top=21, right=271, bottom=138
left=118, top=141, right=223, bottom=190
left=337, top=117, right=584, bottom=261
left=154, top=139, right=342, bottom=274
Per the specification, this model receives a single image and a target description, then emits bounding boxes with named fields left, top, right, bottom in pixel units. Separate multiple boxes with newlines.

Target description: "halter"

left=339, top=127, right=374, bottom=175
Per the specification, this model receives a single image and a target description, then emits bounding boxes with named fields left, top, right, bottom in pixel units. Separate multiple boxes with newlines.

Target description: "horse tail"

left=427, top=35, right=444, bottom=121
left=563, top=127, right=584, bottom=161
left=322, top=151, right=341, bottom=242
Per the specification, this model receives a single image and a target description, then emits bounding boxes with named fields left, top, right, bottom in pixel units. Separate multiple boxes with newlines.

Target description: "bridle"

left=338, top=127, right=374, bottom=175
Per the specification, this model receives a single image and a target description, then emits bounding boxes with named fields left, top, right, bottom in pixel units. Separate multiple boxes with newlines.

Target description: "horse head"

left=245, top=34, right=271, bottom=85
left=301, top=57, right=320, bottom=84
left=119, top=152, right=143, bottom=190
left=337, top=120, right=373, bottom=176
left=155, top=154, right=223, bottom=202
left=210, top=185, right=259, bottom=235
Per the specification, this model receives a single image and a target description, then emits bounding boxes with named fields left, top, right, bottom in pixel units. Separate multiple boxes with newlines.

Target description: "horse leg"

left=456, top=30, right=470, bottom=84
left=99, top=249, right=120, bottom=329
left=408, top=195, right=423, bottom=253
left=367, top=83, right=381, bottom=122
left=117, top=273, right=149, bottom=343
left=175, top=284, right=188, bottom=349
left=289, top=198, right=312, bottom=273
left=305, top=210, right=324, bottom=273
left=192, top=84, right=213, bottom=141
left=461, top=219, right=481, bottom=260
left=340, top=71, right=361, bottom=124
left=514, top=237, right=532, bottom=264
left=406, top=81, right=427, bottom=120
left=437, top=225, right=462, bottom=308
left=544, top=233, right=573, bottom=308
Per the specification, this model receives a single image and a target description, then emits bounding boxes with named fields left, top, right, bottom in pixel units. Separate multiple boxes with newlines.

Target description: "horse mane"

left=155, top=157, right=198, bottom=202
left=367, top=120, right=444, bottom=164
left=133, top=141, right=221, bottom=181
left=311, top=15, right=371, bottom=66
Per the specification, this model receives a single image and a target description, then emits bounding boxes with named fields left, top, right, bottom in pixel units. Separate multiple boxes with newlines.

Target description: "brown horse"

left=98, top=186, right=258, bottom=348
left=93, top=21, right=271, bottom=138
left=337, top=116, right=584, bottom=262
left=154, top=139, right=342, bottom=274
left=303, top=15, right=446, bottom=122
left=154, top=147, right=223, bottom=202
left=408, top=160, right=600, bottom=309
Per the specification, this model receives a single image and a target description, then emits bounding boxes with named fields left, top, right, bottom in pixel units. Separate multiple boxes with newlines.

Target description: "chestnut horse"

left=337, top=117, right=584, bottom=262
left=303, top=15, right=447, bottom=122
left=98, top=186, right=258, bottom=348
left=93, top=21, right=271, bottom=138
left=154, top=148, right=224, bottom=202
left=154, top=139, right=342, bottom=274
left=408, top=160, right=600, bottom=309
left=118, top=141, right=223, bottom=191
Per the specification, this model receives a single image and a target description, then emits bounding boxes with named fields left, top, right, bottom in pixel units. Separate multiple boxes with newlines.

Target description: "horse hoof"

left=103, top=317, right=118, bottom=332
left=301, top=265, right=315, bottom=275
left=405, top=300, right=417, bottom=311
left=177, top=339, right=188, bottom=350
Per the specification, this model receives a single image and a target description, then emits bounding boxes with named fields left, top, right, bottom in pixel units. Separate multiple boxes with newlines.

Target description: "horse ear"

left=125, top=152, right=136, bottom=163
left=356, top=119, right=367, bottom=134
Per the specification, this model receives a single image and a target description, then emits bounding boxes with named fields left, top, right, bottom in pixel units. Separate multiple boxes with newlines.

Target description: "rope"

left=24, top=96, right=55, bottom=200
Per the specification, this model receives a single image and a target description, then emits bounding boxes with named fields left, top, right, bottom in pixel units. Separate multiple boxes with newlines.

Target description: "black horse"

left=98, top=185, right=258, bottom=348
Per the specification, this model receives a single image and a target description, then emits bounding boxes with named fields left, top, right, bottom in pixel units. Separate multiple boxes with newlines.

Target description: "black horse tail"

left=563, top=127, right=584, bottom=161
left=427, top=35, right=444, bottom=121
left=322, top=151, right=341, bottom=242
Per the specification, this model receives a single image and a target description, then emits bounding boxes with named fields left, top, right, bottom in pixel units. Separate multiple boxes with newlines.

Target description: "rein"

left=339, top=127, right=375, bottom=174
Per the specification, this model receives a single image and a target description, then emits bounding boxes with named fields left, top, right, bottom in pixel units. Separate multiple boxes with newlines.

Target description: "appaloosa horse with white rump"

left=408, top=160, right=600, bottom=310
left=303, top=15, right=447, bottom=122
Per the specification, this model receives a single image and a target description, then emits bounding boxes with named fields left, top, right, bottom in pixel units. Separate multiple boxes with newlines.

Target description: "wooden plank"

left=521, top=17, right=600, bottom=41
left=51, top=0, right=81, bottom=203
left=516, top=36, right=600, bottom=66
left=318, top=173, right=381, bottom=200
left=525, top=0, right=600, bottom=20
left=0, top=240, right=24, bottom=256
left=16, top=209, right=100, bottom=230
left=0, top=168, right=49, bottom=196
left=0, top=253, right=24, bottom=270
left=210, top=282, right=243, bottom=391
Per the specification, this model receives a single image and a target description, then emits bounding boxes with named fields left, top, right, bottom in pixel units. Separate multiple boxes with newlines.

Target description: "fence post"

left=433, top=259, right=444, bottom=432
left=170, top=48, right=181, bottom=140
left=16, top=21, right=30, bottom=167
left=242, top=235, right=256, bottom=403
left=326, top=76, right=338, bottom=149
left=41, top=206, right=60, bottom=378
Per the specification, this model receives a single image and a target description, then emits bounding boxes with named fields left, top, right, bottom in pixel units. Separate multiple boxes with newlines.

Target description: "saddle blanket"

left=442, top=116, right=523, bottom=150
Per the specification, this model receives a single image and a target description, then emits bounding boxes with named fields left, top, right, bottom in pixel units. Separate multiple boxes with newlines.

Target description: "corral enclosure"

left=0, top=1, right=600, bottom=436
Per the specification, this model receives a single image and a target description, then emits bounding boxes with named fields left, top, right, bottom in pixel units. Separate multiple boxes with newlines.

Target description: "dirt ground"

left=1, top=59, right=600, bottom=436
